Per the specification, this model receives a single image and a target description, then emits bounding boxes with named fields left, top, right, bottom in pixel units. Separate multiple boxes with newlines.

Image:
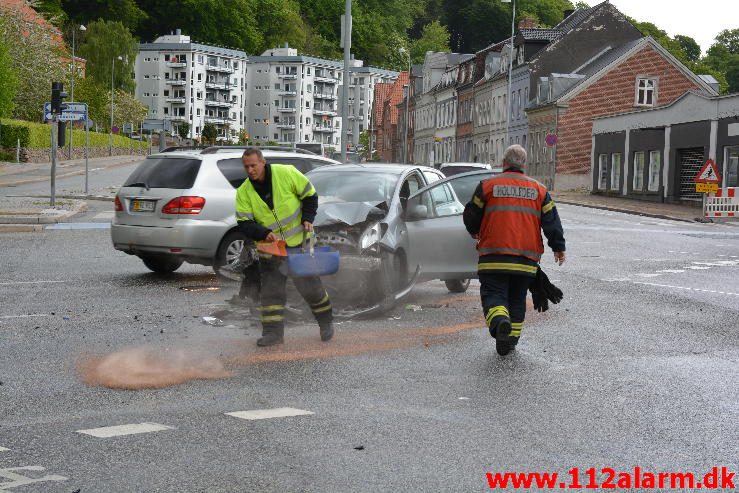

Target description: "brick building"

left=370, top=82, right=393, bottom=160
left=376, top=71, right=409, bottom=162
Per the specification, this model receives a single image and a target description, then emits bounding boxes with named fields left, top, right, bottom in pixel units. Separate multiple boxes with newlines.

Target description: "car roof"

left=439, top=162, right=491, bottom=168
left=147, top=149, right=341, bottom=163
left=413, top=169, right=498, bottom=197
left=308, top=163, right=421, bottom=175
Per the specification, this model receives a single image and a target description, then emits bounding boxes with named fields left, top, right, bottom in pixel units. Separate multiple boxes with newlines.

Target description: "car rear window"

left=441, top=166, right=484, bottom=177
left=216, top=157, right=315, bottom=189
left=123, top=157, right=201, bottom=189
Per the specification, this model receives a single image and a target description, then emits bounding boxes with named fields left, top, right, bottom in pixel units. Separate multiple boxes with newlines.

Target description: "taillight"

left=114, top=195, right=123, bottom=212
left=162, top=196, right=206, bottom=214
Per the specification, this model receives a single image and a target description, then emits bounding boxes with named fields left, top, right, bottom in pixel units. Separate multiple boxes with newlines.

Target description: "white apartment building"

left=135, top=30, right=247, bottom=142
left=245, top=45, right=398, bottom=150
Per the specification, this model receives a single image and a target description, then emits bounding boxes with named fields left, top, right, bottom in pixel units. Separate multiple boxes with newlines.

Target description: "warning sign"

left=696, top=182, right=719, bottom=193
left=694, top=159, right=722, bottom=184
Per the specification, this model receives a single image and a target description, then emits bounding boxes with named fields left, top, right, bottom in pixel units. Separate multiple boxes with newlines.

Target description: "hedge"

left=0, top=119, right=147, bottom=150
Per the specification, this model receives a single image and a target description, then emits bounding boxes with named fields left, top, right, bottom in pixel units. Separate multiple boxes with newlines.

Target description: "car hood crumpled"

left=314, top=201, right=386, bottom=227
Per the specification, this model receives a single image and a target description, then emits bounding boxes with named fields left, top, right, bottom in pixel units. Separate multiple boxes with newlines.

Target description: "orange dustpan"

left=256, top=239, right=287, bottom=257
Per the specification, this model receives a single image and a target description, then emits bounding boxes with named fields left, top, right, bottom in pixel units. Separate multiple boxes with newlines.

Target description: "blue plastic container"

left=286, top=245, right=340, bottom=277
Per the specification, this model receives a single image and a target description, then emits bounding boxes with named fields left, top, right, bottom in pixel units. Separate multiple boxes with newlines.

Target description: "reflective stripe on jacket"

left=235, top=164, right=316, bottom=247
left=478, top=172, right=551, bottom=263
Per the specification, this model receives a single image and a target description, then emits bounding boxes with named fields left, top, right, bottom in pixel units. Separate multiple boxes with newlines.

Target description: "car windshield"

left=123, top=157, right=202, bottom=189
left=447, top=172, right=495, bottom=203
left=310, top=171, right=398, bottom=204
left=441, top=165, right=487, bottom=177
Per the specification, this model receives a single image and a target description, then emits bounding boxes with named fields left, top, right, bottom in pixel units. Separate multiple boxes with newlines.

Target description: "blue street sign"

left=43, top=102, right=88, bottom=122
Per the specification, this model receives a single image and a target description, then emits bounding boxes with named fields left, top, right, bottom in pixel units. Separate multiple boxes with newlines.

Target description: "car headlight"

left=359, top=222, right=381, bottom=252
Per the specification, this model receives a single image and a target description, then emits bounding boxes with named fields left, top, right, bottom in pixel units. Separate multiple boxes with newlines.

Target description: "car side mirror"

left=407, top=204, right=428, bottom=221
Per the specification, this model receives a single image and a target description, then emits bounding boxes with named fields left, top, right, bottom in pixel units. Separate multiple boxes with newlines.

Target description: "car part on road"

left=445, top=279, right=471, bottom=293
left=140, top=254, right=184, bottom=273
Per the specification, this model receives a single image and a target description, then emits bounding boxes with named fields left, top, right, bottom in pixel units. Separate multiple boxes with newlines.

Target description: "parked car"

left=307, top=163, right=486, bottom=305
left=438, top=162, right=502, bottom=177
left=111, top=147, right=340, bottom=274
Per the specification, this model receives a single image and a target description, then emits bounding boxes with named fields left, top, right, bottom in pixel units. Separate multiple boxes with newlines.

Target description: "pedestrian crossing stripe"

left=76, top=422, right=174, bottom=438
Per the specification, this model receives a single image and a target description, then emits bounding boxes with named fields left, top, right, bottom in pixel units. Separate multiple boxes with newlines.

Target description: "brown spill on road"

left=79, top=291, right=542, bottom=390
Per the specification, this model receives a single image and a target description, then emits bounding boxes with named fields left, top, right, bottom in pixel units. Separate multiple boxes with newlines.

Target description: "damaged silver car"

left=308, top=164, right=491, bottom=306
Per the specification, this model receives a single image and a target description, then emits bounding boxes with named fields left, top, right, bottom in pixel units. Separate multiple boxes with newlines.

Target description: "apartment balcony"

left=314, top=75, right=338, bottom=84
left=166, top=79, right=186, bottom=86
left=277, top=123, right=296, bottom=129
left=165, top=115, right=187, bottom=122
left=207, top=64, right=235, bottom=73
left=205, top=82, right=231, bottom=90
left=278, top=107, right=296, bottom=113
left=313, top=92, right=337, bottom=100
left=313, top=109, right=337, bottom=117
left=313, top=126, right=334, bottom=133
left=166, top=97, right=186, bottom=104
left=279, top=90, right=297, bottom=96
left=205, top=116, right=227, bottom=125
left=166, top=61, right=187, bottom=68
left=278, top=73, right=298, bottom=79
left=205, top=99, right=232, bottom=108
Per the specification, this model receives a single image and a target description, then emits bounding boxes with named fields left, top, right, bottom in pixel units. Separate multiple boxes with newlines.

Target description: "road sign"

left=123, top=122, right=134, bottom=134
left=57, top=112, right=86, bottom=122
left=43, top=102, right=88, bottom=122
left=545, top=133, right=558, bottom=147
left=694, top=159, right=721, bottom=183
left=112, top=126, right=119, bottom=134
left=696, top=182, right=719, bottom=193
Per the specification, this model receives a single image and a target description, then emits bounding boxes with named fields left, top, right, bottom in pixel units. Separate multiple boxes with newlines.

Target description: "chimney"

left=518, top=17, right=537, bottom=29
left=563, top=9, right=575, bottom=18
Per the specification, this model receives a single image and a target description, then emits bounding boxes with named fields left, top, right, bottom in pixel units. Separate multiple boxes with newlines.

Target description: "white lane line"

left=634, top=282, right=739, bottom=297
left=0, top=314, right=49, bottom=320
left=0, top=280, right=66, bottom=286
left=0, top=446, right=9, bottom=452
left=76, top=422, right=174, bottom=438
left=225, top=408, right=314, bottom=421
left=92, top=212, right=114, bottom=219
left=634, top=273, right=661, bottom=278
left=656, top=269, right=685, bottom=273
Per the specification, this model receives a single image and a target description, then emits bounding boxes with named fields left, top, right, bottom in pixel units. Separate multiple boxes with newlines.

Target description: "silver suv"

left=111, top=147, right=340, bottom=274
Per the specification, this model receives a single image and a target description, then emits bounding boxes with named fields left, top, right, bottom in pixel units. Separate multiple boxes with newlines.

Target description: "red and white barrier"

left=704, top=188, right=739, bottom=218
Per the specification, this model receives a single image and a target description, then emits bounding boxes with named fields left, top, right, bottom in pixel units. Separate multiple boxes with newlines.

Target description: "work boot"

left=496, top=339, right=515, bottom=356
left=494, top=318, right=513, bottom=356
left=319, top=321, right=334, bottom=342
left=257, top=326, right=284, bottom=347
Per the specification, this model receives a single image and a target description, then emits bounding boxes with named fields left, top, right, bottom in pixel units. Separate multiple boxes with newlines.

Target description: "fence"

left=704, top=188, right=739, bottom=218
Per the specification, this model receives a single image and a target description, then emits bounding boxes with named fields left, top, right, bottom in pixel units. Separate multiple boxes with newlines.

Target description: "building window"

left=611, top=153, right=621, bottom=191
left=633, top=152, right=646, bottom=191
left=636, top=78, right=656, bottom=106
left=726, top=146, right=739, bottom=187
left=648, top=150, right=661, bottom=191
left=598, top=154, right=608, bottom=190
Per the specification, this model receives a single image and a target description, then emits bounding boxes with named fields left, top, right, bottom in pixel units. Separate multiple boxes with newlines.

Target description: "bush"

left=0, top=118, right=147, bottom=150
left=0, top=122, right=30, bottom=148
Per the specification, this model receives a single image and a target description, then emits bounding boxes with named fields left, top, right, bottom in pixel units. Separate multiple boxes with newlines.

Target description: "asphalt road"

left=1, top=188, right=738, bottom=491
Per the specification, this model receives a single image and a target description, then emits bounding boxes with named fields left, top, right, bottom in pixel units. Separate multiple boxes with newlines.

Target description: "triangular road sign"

left=694, top=159, right=721, bottom=183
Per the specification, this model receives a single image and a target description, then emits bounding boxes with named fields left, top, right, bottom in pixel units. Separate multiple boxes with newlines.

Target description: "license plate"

left=131, top=199, right=156, bottom=212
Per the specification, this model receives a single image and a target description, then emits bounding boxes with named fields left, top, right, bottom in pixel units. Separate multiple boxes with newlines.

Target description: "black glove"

left=540, top=267, right=563, bottom=305
left=529, top=267, right=564, bottom=312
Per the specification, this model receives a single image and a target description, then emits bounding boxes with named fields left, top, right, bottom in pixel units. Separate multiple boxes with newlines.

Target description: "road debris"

left=202, top=316, right=224, bottom=326
left=405, top=304, right=422, bottom=312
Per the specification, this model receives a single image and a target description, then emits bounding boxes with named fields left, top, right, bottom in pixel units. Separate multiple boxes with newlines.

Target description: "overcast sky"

left=607, top=0, right=738, bottom=55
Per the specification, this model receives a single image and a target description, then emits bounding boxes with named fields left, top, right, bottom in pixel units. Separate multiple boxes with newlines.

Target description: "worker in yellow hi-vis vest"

left=235, top=148, right=333, bottom=346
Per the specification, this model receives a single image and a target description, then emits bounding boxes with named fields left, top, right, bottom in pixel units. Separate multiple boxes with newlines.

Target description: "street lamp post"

left=399, top=47, right=411, bottom=164
left=69, top=24, right=85, bottom=159
left=502, top=0, right=516, bottom=143
left=110, top=55, right=122, bottom=156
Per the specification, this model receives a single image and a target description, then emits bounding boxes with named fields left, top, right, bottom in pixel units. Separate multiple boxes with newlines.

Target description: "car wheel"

left=214, top=231, right=247, bottom=279
left=140, top=255, right=184, bottom=274
left=445, top=279, right=470, bottom=293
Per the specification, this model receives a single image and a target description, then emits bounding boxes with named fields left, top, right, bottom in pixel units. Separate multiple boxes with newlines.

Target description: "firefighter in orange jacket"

left=463, top=144, right=566, bottom=356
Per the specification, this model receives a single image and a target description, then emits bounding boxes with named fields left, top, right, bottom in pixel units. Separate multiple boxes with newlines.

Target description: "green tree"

left=714, top=28, right=739, bottom=54
left=77, top=20, right=138, bottom=93
left=726, top=63, right=739, bottom=93
left=71, top=77, right=108, bottom=129
left=256, top=0, right=307, bottom=52
left=35, top=0, right=67, bottom=26
left=176, top=122, right=191, bottom=140
left=201, top=123, right=218, bottom=144
left=111, top=89, right=148, bottom=133
left=59, top=0, right=146, bottom=32
left=0, top=17, right=18, bottom=118
left=674, top=35, right=701, bottom=62
left=0, top=4, right=66, bottom=121
left=410, top=21, right=450, bottom=64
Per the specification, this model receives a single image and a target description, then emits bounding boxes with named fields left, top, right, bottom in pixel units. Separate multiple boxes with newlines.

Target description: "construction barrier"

left=704, top=187, right=739, bottom=218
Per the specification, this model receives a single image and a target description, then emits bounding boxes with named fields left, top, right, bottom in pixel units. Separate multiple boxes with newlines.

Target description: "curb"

left=0, top=156, right=143, bottom=188
left=0, top=201, right=87, bottom=233
left=557, top=200, right=696, bottom=223
left=0, top=224, right=44, bottom=233
left=6, top=193, right=114, bottom=202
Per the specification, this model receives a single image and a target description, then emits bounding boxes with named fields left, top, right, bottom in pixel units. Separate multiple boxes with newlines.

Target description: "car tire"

left=445, top=279, right=470, bottom=293
left=214, top=231, right=248, bottom=279
left=140, top=255, right=184, bottom=274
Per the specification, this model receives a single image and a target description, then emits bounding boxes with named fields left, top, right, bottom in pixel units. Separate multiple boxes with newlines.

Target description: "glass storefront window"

left=611, top=153, right=621, bottom=191
left=726, top=146, right=738, bottom=187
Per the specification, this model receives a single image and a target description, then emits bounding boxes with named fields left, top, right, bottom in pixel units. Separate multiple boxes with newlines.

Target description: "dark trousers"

left=258, top=256, right=332, bottom=332
left=480, top=273, right=532, bottom=344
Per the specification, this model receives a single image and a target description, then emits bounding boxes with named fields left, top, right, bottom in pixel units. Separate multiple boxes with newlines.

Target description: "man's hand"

left=303, top=221, right=313, bottom=232
left=265, top=232, right=278, bottom=242
left=553, top=251, right=566, bottom=265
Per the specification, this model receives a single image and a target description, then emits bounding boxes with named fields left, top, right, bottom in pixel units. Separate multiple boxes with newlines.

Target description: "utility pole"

left=340, top=0, right=352, bottom=163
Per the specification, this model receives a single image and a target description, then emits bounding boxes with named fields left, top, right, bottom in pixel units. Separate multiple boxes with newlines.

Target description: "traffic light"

left=58, top=122, right=66, bottom=148
left=51, top=82, right=68, bottom=114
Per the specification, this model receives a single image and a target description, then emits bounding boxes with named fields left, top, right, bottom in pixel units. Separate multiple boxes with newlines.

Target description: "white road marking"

left=656, top=269, right=685, bottom=273
left=92, top=212, right=114, bottom=219
left=0, top=447, right=8, bottom=452
left=686, top=266, right=711, bottom=270
left=0, top=281, right=65, bottom=286
left=634, top=282, right=739, bottom=297
left=0, top=314, right=49, bottom=320
left=0, top=465, right=67, bottom=490
left=634, top=273, right=662, bottom=278
left=76, top=422, right=174, bottom=438
left=225, top=408, right=314, bottom=421
left=602, top=278, right=631, bottom=282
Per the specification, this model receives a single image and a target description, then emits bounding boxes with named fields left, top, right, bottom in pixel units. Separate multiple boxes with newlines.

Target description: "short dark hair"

left=242, top=147, right=264, bottom=161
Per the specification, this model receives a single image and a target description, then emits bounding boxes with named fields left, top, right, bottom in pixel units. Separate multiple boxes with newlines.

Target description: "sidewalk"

left=0, top=154, right=143, bottom=232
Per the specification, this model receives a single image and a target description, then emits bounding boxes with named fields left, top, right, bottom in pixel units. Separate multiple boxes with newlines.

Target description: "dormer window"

left=636, top=77, right=657, bottom=106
